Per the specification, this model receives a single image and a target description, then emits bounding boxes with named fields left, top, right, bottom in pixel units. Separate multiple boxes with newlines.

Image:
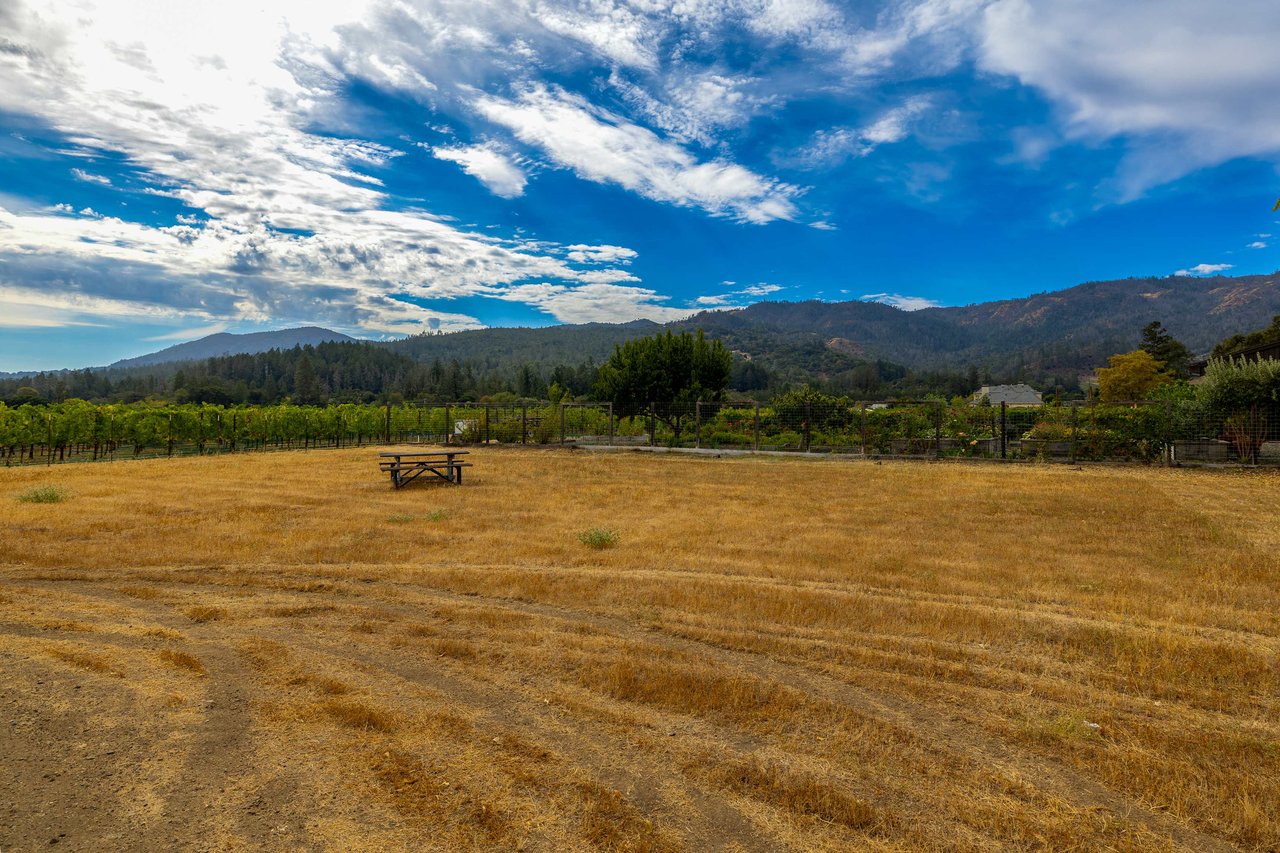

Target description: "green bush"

left=578, top=528, right=619, bottom=549
left=17, top=486, right=68, bottom=503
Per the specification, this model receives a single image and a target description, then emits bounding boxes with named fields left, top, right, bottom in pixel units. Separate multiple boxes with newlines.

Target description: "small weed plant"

left=386, top=514, right=415, bottom=523
left=578, top=528, right=619, bottom=549
left=17, top=486, right=69, bottom=504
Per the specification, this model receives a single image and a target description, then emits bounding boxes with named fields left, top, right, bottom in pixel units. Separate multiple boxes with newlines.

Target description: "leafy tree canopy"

left=1096, top=350, right=1174, bottom=401
left=1140, top=321, right=1192, bottom=379
left=594, top=331, right=731, bottom=415
left=1211, top=315, right=1280, bottom=359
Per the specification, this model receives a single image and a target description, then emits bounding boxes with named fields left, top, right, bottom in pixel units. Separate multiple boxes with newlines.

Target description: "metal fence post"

left=860, top=403, right=868, bottom=457
left=935, top=401, right=943, bottom=459
left=1000, top=401, right=1007, bottom=460
left=649, top=402, right=656, bottom=447
left=1069, top=404, right=1078, bottom=465
left=608, top=402, right=614, bottom=446
left=521, top=405, right=527, bottom=444
left=804, top=402, right=812, bottom=452
left=444, top=404, right=451, bottom=445
left=484, top=405, right=490, bottom=444
left=559, top=403, right=565, bottom=446
left=753, top=403, right=760, bottom=452
left=695, top=401, right=702, bottom=449
left=384, top=401, right=391, bottom=444
left=1165, top=398, right=1174, bottom=466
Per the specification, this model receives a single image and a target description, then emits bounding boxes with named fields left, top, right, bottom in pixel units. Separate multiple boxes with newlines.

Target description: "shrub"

left=17, top=486, right=68, bottom=503
left=578, top=528, right=619, bottom=549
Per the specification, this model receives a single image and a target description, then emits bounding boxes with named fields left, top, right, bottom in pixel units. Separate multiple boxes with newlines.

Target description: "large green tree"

left=1139, top=321, right=1192, bottom=379
left=593, top=330, right=732, bottom=436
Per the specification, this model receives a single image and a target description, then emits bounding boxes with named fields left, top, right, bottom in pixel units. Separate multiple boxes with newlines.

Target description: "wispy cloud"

left=861, top=292, right=942, bottom=311
left=141, top=322, right=230, bottom=342
left=71, top=168, right=112, bottom=186
left=473, top=86, right=800, bottom=224
left=1174, top=263, right=1233, bottom=277
left=430, top=142, right=528, bottom=198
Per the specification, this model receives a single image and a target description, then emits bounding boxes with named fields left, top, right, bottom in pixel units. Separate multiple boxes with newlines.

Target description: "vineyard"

left=3, top=397, right=1277, bottom=466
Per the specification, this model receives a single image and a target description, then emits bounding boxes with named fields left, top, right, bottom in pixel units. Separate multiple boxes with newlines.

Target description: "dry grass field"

left=1, top=447, right=1277, bottom=852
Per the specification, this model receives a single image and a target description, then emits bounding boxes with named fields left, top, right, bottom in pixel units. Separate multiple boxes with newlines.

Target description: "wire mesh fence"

left=3, top=398, right=1279, bottom=467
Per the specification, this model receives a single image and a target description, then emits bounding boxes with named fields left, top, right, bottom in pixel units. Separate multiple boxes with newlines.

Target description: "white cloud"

left=1248, top=241, right=1267, bottom=249
left=0, top=1, right=671, bottom=333
left=795, top=95, right=932, bottom=165
left=473, top=86, right=800, bottom=224
left=1174, top=263, right=1233, bottom=277
left=979, top=0, right=1280, bottom=198
left=693, top=280, right=785, bottom=308
left=430, top=142, right=528, bottom=198
left=142, top=322, right=230, bottom=342
left=71, top=168, right=112, bottom=186
left=565, top=244, right=638, bottom=264
left=496, top=282, right=692, bottom=324
left=810, top=220, right=837, bottom=231
left=861, top=292, right=941, bottom=311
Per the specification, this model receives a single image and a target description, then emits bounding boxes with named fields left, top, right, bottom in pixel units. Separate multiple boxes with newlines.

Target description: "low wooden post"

left=695, top=401, right=702, bottom=449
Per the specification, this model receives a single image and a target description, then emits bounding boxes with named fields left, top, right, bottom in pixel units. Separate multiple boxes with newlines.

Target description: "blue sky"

left=1, top=0, right=1279, bottom=370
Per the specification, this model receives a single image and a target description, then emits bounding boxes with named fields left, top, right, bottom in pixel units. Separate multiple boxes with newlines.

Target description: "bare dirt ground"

left=1, top=448, right=1277, bottom=851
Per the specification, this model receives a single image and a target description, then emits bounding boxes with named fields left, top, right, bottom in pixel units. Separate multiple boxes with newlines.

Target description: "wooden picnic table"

left=378, top=449, right=471, bottom=488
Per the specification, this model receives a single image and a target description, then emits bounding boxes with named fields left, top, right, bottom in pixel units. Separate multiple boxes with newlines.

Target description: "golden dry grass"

left=0, top=446, right=1277, bottom=851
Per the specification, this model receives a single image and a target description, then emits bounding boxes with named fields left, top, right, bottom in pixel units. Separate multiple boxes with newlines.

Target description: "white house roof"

left=974, top=384, right=1042, bottom=406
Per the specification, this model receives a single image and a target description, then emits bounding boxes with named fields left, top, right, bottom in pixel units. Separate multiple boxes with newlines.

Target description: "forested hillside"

left=5, top=271, right=1277, bottom=405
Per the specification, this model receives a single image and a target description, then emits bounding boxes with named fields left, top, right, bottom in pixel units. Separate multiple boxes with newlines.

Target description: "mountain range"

left=107, top=326, right=359, bottom=369
left=7, top=271, right=1279, bottom=390
left=387, top=271, right=1280, bottom=381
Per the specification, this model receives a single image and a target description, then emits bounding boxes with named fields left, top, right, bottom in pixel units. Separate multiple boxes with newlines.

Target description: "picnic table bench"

left=378, top=449, right=471, bottom=488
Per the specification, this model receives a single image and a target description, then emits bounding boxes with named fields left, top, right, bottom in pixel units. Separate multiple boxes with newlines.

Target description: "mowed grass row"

left=1, top=448, right=1277, bottom=851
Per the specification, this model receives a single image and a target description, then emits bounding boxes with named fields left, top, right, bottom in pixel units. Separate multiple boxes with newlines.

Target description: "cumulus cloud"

left=1174, top=263, right=1233, bottom=277
left=474, top=86, right=800, bottom=223
left=565, top=244, right=638, bottom=264
left=430, top=142, right=528, bottom=198
left=861, top=292, right=941, bottom=311
left=1247, top=240, right=1267, bottom=249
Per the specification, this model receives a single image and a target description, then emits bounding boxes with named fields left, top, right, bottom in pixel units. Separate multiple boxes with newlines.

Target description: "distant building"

left=973, top=384, right=1042, bottom=407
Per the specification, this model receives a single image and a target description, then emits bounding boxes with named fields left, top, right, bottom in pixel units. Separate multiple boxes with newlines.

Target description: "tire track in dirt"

left=376, top=577, right=1242, bottom=853
left=17, top=580, right=779, bottom=852
left=3, top=572, right=1247, bottom=851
